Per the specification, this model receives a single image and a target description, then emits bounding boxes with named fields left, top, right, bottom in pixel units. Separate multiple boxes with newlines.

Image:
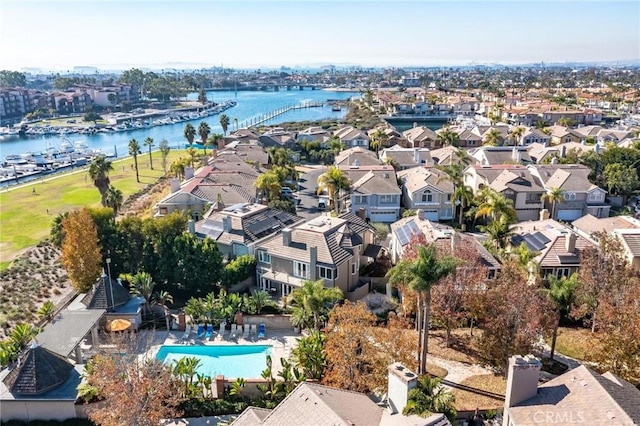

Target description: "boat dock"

left=245, top=102, right=324, bottom=129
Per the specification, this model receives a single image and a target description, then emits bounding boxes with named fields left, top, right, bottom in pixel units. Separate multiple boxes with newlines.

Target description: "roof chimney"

left=565, top=232, right=577, bottom=253
left=188, top=219, right=195, bottom=234
left=282, top=228, right=292, bottom=246
left=387, top=363, right=418, bottom=414
left=560, top=145, right=567, bottom=158
left=414, top=148, right=421, bottom=164
left=185, top=166, right=194, bottom=180
left=539, top=208, right=550, bottom=221
left=222, top=215, right=231, bottom=233
left=504, top=355, right=541, bottom=410
left=170, top=178, right=181, bottom=193
left=309, top=246, right=317, bottom=280
left=417, top=209, right=424, bottom=221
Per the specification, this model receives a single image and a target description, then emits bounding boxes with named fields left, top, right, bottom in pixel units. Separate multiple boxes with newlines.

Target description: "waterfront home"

left=219, top=141, right=270, bottom=168
left=464, top=164, right=545, bottom=221
left=470, top=146, right=533, bottom=166
left=194, top=203, right=303, bottom=260
left=254, top=213, right=375, bottom=299
left=340, top=164, right=402, bottom=223
left=503, top=355, right=640, bottom=426
left=334, top=146, right=382, bottom=167
left=258, top=127, right=297, bottom=150
left=402, top=126, right=439, bottom=149
left=296, top=126, right=332, bottom=145
left=452, top=128, right=483, bottom=148
left=527, top=164, right=609, bottom=220
left=379, top=146, right=432, bottom=170
left=397, top=166, right=454, bottom=221
left=220, top=129, right=262, bottom=148
left=333, top=125, right=370, bottom=149
left=367, top=126, right=404, bottom=148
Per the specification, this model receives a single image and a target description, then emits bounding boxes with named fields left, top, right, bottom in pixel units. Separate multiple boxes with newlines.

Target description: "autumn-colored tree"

left=61, top=208, right=102, bottom=292
left=83, top=337, right=183, bottom=426
left=476, top=261, right=554, bottom=370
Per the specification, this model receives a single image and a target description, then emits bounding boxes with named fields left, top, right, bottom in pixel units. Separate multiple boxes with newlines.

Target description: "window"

left=504, top=189, right=515, bottom=200
left=318, top=266, right=335, bottom=280
left=446, top=193, right=452, bottom=202
left=556, top=268, right=570, bottom=278
left=258, top=250, right=271, bottom=264
left=380, top=194, right=395, bottom=204
left=526, top=193, right=541, bottom=203
left=588, top=191, right=603, bottom=202
left=563, top=192, right=577, bottom=201
left=353, top=195, right=368, bottom=204
left=421, top=190, right=433, bottom=203
left=293, top=261, right=310, bottom=279
left=351, top=261, right=359, bottom=275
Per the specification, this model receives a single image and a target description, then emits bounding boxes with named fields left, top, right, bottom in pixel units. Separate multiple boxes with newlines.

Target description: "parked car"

left=318, top=199, right=327, bottom=210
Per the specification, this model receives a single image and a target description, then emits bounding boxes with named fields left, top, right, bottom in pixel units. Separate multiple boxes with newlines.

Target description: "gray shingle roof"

left=35, top=308, right=105, bottom=357
left=81, top=277, right=131, bottom=311
left=2, top=346, right=74, bottom=396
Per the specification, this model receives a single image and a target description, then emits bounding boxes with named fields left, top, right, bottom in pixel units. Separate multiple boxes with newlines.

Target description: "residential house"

left=510, top=219, right=594, bottom=279
left=518, top=127, right=551, bottom=146
left=547, top=125, right=581, bottom=145
left=334, top=147, right=382, bottom=167
left=296, top=126, right=332, bottom=145
left=334, top=126, right=370, bottom=149
left=583, top=108, right=603, bottom=125
left=219, top=129, right=262, bottom=149
left=341, top=164, right=401, bottom=223
left=479, top=125, right=510, bottom=145
left=258, top=127, right=297, bottom=150
left=541, top=110, right=585, bottom=126
left=379, top=146, right=432, bottom=170
left=397, top=167, right=454, bottom=221
left=218, top=141, right=270, bottom=168
left=254, top=213, right=375, bottom=298
left=367, top=126, right=404, bottom=148
left=453, top=128, right=483, bottom=148
left=429, top=146, right=472, bottom=165
left=528, top=164, right=609, bottom=220
left=194, top=203, right=303, bottom=259
left=403, top=126, right=440, bottom=149
left=502, top=355, right=640, bottom=426
left=470, top=146, right=533, bottom=166
left=464, top=165, right=545, bottom=221
left=527, top=143, right=560, bottom=164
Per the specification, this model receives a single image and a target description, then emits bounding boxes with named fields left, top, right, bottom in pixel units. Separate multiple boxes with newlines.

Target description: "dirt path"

left=429, top=355, right=495, bottom=387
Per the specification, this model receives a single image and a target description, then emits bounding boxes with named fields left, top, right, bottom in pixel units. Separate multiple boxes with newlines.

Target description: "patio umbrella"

left=107, top=319, right=131, bottom=332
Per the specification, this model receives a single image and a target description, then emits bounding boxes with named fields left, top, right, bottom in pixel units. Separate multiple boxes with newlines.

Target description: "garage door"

left=370, top=211, right=398, bottom=223
left=557, top=209, right=583, bottom=221
left=422, top=210, right=439, bottom=221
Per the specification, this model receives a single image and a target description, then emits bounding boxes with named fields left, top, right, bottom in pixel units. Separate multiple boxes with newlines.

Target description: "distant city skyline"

left=1, top=1, right=639, bottom=72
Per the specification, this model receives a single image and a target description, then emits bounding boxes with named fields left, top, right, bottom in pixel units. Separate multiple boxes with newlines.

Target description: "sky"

left=1, top=0, right=639, bottom=71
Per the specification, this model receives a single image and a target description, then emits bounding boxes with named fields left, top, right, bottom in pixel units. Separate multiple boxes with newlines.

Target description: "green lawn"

left=0, top=150, right=188, bottom=268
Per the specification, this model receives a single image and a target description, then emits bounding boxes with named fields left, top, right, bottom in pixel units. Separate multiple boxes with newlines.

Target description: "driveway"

left=294, top=165, right=328, bottom=221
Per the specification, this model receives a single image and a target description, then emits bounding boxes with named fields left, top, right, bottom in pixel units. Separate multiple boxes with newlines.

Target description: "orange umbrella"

left=107, top=319, right=131, bottom=332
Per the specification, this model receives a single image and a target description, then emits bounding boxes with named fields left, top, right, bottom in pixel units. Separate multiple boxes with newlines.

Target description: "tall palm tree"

left=186, top=147, right=198, bottom=169
left=207, top=133, right=223, bottom=155
left=403, top=375, right=456, bottom=422
left=370, top=129, right=388, bottom=155
left=545, top=274, right=579, bottom=360
left=509, top=126, right=525, bottom=146
left=475, top=187, right=518, bottom=223
left=105, top=185, right=123, bottom=215
left=88, top=156, right=114, bottom=206
left=288, top=279, right=343, bottom=330
left=143, top=137, right=155, bottom=170
left=170, top=159, right=186, bottom=180
left=219, top=114, right=230, bottom=136
left=542, top=187, right=564, bottom=219
left=183, top=123, right=196, bottom=146
left=197, top=122, right=211, bottom=155
left=387, top=245, right=456, bottom=374
left=484, top=128, right=502, bottom=146
left=437, top=126, right=460, bottom=147
left=154, top=290, right=174, bottom=331
left=254, top=171, right=281, bottom=202
left=130, top=271, right=155, bottom=317
left=128, top=138, right=141, bottom=183
left=478, top=214, right=515, bottom=249
left=436, top=160, right=473, bottom=227
left=328, top=137, right=345, bottom=156
left=317, top=166, right=350, bottom=214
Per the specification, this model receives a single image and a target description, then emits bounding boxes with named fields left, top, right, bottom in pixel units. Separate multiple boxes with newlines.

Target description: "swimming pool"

left=155, top=345, right=272, bottom=378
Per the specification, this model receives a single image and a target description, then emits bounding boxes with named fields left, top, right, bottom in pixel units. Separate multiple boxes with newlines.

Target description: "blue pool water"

left=155, top=345, right=272, bottom=378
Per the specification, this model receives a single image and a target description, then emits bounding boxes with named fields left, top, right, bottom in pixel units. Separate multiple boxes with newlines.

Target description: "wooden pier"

left=244, top=102, right=324, bottom=129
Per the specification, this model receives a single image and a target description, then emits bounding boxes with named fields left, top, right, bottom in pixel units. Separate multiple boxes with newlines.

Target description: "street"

left=294, top=165, right=328, bottom=221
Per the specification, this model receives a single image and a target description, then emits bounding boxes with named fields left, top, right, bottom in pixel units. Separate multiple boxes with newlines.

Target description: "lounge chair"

left=205, top=324, right=213, bottom=340
left=258, top=323, right=266, bottom=339
left=179, top=325, right=191, bottom=344
left=242, top=325, right=250, bottom=339
left=196, top=324, right=205, bottom=339
left=250, top=324, right=257, bottom=338
left=230, top=324, right=238, bottom=339
left=218, top=321, right=226, bottom=337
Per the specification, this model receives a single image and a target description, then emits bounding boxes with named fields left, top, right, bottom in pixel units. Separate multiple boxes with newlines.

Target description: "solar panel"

left=532, top=232, right=551, bottom=244
left=523, top=234, right=546, bottom=251
left=397, top=220, right=419, bottom=246
left=275, top=212, right=291, bottom=222
left=247, top=218, right=279, bottom=236
left=557, top=255, right=579, bottom=264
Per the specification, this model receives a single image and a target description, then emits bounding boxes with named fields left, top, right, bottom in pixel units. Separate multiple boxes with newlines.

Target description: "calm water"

left=0, top=90, right=358, bottom=159
left=155, top=344, right=272, bottom=378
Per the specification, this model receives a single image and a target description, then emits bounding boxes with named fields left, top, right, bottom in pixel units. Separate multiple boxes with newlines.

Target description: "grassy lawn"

left=451, top=374, right=506, bottom=411
left=428, top=328, right=484, bottom=365
left=548, top=326, right=600, bottom=361
left=0, top=150, right=188, bottom=268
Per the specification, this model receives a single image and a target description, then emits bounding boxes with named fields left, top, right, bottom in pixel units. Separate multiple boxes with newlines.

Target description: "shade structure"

left=106, top=318, right=131, bottom=332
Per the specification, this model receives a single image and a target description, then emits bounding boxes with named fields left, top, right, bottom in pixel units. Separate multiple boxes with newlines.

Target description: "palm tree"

left=436, top=160, right=472, bottom=227
left=9, top=324, right=38, bottom=349
left=327, top=137, right=345, bottom=156
left=105, top=185, right=123, bottom=215
left=317, top=166, right=351, bottom=214
left=250, top=290, right=271, bottom=315
left=542, top=187, right=563, bottom=219
left=130, top=271, right=155, bottom=317
left=287, top=279, right=343, bottom=330
left=478, top=214, right=515, bottom=249
left=437, top=126, right=460, bottom=147
left=197, top=122, right=211, bottom=155
left=219, top=114, right=230, bottom=136
left=255, top=171, right=282, bottom=202
left=154, top=290, right=174, bottom=331
left=88, top=156, right=114, bottom=206
left=370, top=129, right=388, bottom=155
left=483, top=128, right=502, bottom=146
left=128, top=138, right=141, bottom=183
left=291, top=330, right=326, bottom=380
left=545, top=274, right=579, bottom=360
left=183, top=123, right=196, bottom=146
left=170, top=159, right=186, bottom=180
left=207, top=133, right=223, bottom=155
left=403, top=375, right=456, bottom=422
left=475, top=187, right=518, bottom=223
left=509, top=126, right=525, bottom=146
left=37, top=301, right=56, bottom=322
left=386, top=245, right=456, bottom=374
left=186, top=147, right=198, bottom=169
left=143, top=137, right=155, bottom=170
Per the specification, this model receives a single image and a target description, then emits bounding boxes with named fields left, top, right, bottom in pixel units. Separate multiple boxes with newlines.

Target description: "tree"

left=186, top=147, right=198, bottom=169
left=197, top=86, right=207, bottom=104
left=37, top=300, right=56, bottom=322
left=436, top=159, right=472, bottom=228
left=386, top=244, right=457, bottom=374
left=170, top=233, right=223, bottom=298
left=207, top=133, right=223, bottom=155
left=291, top=330, right=326, bottom=380
left=0, top=70, right=26, bottom=88
left=128, top=138, right=141, bottom=183
left=143, top=137, right=155, bottom=170
left=542, top=187, right=564, bottom=219
left=159, top=138, right=171, bottom=173
left=197, top=122, right=211, bottom=155
left=370, top=129, right=388, bottom=154
left=475, top=187, right=518, bottom=224
left=219, top=114, right=230, bottom=136
left=288, top=279, right=343, bottom=330
left=105, top=185, right=123, bottom=215
left=437, top=126, right=460, bottom=147
left=403, top=375, right=456, bottom=423
left=183, top=123, right=196, bottom=146
left=483, top=128, right=502, bottom=146
left=478, top=214, right=515, bottom=249
left=8, top=323, right=38, bottom=349
left=88, top=156, right=114, bottom=206
left=328, top=137, right=345, bottom=155
left=130, top=272, right=155, bottom=317
left=603, top=163, right=640, bottom=198
left=50, top=211, right=70, bottom=247
left=545, top=274, right=579, bottom=360
left=84, top=111, right=101, bottom=123
left=61, top=208, right=102, bottom=292
left=557, top=117, right=574, bottom=128
left=317, top=166, right=351, bottom=214
left=255, top=170, right=282, bottom=202
left=107, top=93, right=117, bottom=108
